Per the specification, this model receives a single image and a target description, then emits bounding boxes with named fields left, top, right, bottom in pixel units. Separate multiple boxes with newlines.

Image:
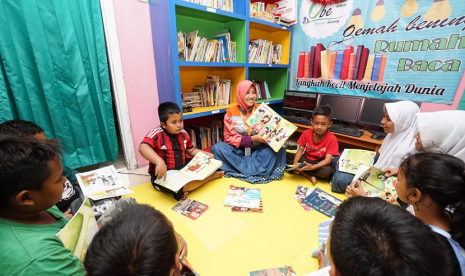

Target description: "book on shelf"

left=177, top=31, right=186, bottom=61
left=185, top=121, right=223, bottom=150
left=357, top=48, right=370, bottom=81
left=178, top=29, right=235, bottom=62
left=301, top=187, right=342, bottom=217
left=378, top=54, right=388, bottom=81
left=347, top=53, right=356, bottom=80
left=56, top=197, right=98, bottom=262
left=154, top=152, right=222, bottom=193
left=245, top=103, right=297, bottom=152
left=272, top=44, right=282, bottom=64
left=249, top=39, right=282, bottom=64
left=352, top=45, right=364, bottom=80
left=333, top=49, right=344, bottom=80
left=172, top=198, right=209, bottom=220
left=363, top=54, right=375, bottom=81
left=182, top=0, right=233, bottom=12
left=75, top=165, right=134, bottom=200
left=297, top=52, right=305, bottom=78
left=251, top=80, right=270, bottom=100
left=185, top=30, right=199, bottom=61
left=231, top=198, right=264, bottom=213
left=351, top=165, right=398, bottom=203
left=338, top=149, right=376, bottom=175
left=224, top=185, right=261, bottom=208
left=340, top=45, right=354, bottom=80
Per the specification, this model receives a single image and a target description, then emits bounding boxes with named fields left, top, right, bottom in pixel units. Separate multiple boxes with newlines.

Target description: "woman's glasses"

left=327, top=35, right=354, bottom=51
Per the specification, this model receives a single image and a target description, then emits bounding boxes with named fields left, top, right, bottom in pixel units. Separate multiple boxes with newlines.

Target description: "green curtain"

left=0, top=0, right=118, bottom=168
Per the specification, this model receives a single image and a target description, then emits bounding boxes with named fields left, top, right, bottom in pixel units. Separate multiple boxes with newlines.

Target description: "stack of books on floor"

left=250, top=80, right=271, bottom=100
left=297, top=43, right=388, bottom=82
left=224, top=185, right=263, bottom=213
left=178, top=30, right=236, bottom=63
left=182, top=0, right=233, bottom=12
left=249, top=39, right=282, bottom=64
left=183, top=75, right=232, bottom=109
left=185, top=119, right=223, bottom=150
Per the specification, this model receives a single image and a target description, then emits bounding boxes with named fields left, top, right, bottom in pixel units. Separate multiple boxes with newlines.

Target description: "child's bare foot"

left=318, top=251, right=327, bottom=269
left=301, top=173, right=318, bottom=185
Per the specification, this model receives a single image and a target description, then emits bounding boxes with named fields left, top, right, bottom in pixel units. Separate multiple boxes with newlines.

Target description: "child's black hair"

left=259, top=109, right=265, bottom=113
left=84, top=204, right=178, bottom=276
left=0, top=119, right=43, bottom=137
left=0, top=134, right=61, bottom=207
left=400, top=152, right=465, bottom=247
left=330, top=197, right=450, bottom=276
left=312, top=106, right=332, bottom=121
left=158, top=102, right=181, bottom=123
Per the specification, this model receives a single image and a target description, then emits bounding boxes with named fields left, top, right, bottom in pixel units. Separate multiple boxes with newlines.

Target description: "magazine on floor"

left=245, top=103, right=297, bottom=152
left=249, top=267, right=297, bottom=276
left=154, top=152, right=222, bottom=193
left=294, top=185, right=314, bottom=211
left=172, top=198, right=209, bottom=220
left=56, top=197, right=98, bottom=262
left=224, top=185, right=261, bottom=208
left=76, top=165, right=134, bottom=200
left=352, top=165, right=398, bottom=203
left=338, top=149, right=376, bottom=174
left=231, top=198, right=264, bottom=213
left=302, top=188, right=342, bottom=217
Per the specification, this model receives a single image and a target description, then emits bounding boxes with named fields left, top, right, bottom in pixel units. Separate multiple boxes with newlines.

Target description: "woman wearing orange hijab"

left=211, top=80, right=286, bottom=183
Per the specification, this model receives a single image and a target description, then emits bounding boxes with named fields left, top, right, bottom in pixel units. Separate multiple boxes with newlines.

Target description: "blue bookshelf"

left=149, top=0, right=293, bottom=120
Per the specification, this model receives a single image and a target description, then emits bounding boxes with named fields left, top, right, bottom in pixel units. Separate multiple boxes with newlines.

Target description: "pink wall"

left=112, top=0, right=158, bottom=167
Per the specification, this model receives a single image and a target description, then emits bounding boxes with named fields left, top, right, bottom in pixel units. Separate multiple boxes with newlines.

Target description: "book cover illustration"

left=285, top=162, right=305, bottom=172
left=302, top=188, right=342, bottom=217
left=249, top=267, right=296, bottom=276
left=246, top=103, right=297, bottom=152
left=338, top=149, right=376, bottom=174
left=224, top=185, right=261, bottom=208
left=56, top=197, right=98, bottom=262
left=232, top=198, right=264, bottom=213
left=294, top=185, right=314, bottom=211
left=352, top=165, right=398, bottom=203
left=154, top=152, right=222, bottom=192
left=172, top=198, right=209, bottom=220
left=76, top=165, right=134, bottom=200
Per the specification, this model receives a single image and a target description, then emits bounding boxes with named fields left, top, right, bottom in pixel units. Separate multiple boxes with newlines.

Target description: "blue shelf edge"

left=173, top=0, right=246, bottom=20
left=247, top=63, right=289, bottom=68
left=249, top=17, right=291, bottom=31
left=178, top=61, right=247, bottom=67
left=256, top=98, right=283, bottom=105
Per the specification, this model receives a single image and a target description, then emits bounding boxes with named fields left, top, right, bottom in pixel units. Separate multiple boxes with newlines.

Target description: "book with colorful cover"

left=302, top=188, right=342, bottom=217
left=285, top=162, right=305, bottom=171
left=371, top=53, right=382, bottom=81
left=232, top=198, right=264, bottom=213
left=224, top=185, right=261, bottom=208
left=245, top=103, right=297, bottom=152
left=76, top=165, right=134, bottom=200
left=172, top=198, right=209, bottom=220
left=249, top=267, right=296, bottom=276
left=333, top=50, right=344, bottom=80
left=338, top=149, right=376, bottom=174
left=154, top=152, right=222, bottom=193
left=56, top=197, right=98, bottom=262
left=294, top=185, right=314, bottom=211
left=351, top=165, right=398, bottom=203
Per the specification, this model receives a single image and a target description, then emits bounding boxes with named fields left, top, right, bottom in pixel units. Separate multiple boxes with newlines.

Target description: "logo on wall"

left=299, top=0, right=354, bottom=39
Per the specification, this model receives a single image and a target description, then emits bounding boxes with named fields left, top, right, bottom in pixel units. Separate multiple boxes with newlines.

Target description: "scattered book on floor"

left=172, top=198, right=209, bottom=220
left=231, top=198, right=264, bottom=213
left=224, top=185, right=261, bottom=208
left=56, top=197, right=98, bottom=262
left=246, top=103, right=297, bottom=152
left=249, top=267, right=297, bottom=276
left=302, top=187, right=342, bottom=217
left=75, top=165, right=134, bottom=200
left=338, top=149, right=376, bottom=174
left=351, top=165, right=398, bottom=203
left=154, top=152, right=222, bottom=193
left=294, top=185, right=314, bottom=211
left=286, top=162, right=305, bottom=171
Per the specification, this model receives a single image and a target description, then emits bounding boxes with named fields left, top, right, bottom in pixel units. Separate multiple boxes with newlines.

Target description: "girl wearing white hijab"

left=343, top=101, right=420, bottom=197
left=384, top=110, right=465, bottom=177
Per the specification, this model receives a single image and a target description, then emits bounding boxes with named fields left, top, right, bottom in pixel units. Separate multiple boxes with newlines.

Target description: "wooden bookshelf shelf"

left=249, top=18, right=290, bottom=31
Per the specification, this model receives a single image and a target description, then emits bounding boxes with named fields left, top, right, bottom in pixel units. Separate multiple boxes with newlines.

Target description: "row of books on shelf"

left=178, top=30, right=236, bottom=63
left=249, top=1, right=292, bottom=27
left=181, top=0, right=233, bottom=12
left=182, top=75, right=232, bottom=108
left=297, top=44, right=388, bottom=82
left=251, top=80, right=271, bottom=100
left=249, top=39, right=282, bottom=64
left=185, top=119, right=224, bottom=150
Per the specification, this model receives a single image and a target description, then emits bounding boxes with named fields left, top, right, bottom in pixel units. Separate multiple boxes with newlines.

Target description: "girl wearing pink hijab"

left=211, top=80, right=286, bottom=183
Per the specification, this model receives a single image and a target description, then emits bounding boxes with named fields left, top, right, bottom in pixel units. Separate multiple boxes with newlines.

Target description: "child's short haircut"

left=312, top=106, right=332, bottom=120
left=158, top=102, right=181, bottom=123
left=0, top=134, right=61, bottom=207
left=0, top=119, right=43, bottom=137
left=84, top=204, right=178, bottom=276
left=330, top=197, right=449, bottom=276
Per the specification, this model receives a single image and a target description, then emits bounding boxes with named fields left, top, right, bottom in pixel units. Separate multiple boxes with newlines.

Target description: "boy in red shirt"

left=286, top=106, right=339, bottom=185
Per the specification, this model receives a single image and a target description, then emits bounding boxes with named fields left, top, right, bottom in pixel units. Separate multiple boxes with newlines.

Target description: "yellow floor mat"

left=124, top=173, right=347, bottom=276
